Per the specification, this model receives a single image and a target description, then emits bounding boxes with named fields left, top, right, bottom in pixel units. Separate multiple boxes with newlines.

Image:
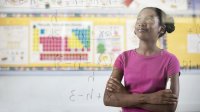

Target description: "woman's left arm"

left=134, top=73, right=180, bottom=112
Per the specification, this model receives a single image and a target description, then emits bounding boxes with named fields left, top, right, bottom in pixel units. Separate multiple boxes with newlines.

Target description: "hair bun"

left=165, top=16, right=175, bottom=33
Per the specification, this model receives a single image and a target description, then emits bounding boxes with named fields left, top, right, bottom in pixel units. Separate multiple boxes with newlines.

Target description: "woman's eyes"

left=146, top=17, right=155, bottom=22
left=136, top=17, right=154, bottom=23
left=146, top=17, right=154, bottom=21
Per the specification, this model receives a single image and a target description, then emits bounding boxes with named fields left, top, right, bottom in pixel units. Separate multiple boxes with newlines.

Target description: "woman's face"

left=135, top=8, right=161, bottom=42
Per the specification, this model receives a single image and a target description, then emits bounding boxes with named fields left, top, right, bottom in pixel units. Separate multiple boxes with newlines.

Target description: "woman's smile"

left=138, top=28, right=148, bottom=33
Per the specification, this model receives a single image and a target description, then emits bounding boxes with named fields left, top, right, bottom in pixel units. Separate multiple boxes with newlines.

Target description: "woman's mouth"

left=138, top=28, right=147, bottom=32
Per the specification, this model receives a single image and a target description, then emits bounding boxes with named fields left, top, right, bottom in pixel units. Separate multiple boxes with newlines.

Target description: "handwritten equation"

left=66, top=72, right=104, bottom=102
left=68, top=88, right=102, bottom=102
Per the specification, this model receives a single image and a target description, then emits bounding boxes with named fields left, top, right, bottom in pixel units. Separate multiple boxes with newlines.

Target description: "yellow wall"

left=0, top=16, right=199, bottom=68
left=167, top=17, right=200, bottom=67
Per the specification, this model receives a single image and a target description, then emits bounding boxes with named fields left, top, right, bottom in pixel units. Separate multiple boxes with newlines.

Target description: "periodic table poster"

left=30, top=21, right=93, bottom=64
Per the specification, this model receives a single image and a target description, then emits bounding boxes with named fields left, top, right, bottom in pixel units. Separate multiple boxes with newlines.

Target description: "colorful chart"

left=30, top=21, right=93, bottom=64
left=94, top=25, right=124, bottom=65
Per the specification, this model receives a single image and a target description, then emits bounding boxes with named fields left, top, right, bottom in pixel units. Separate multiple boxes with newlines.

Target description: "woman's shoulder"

left=117, top=49, right=136, bottom=58
left=120, top=49, right=135, bottom=55
left=116, top=49, right=136, bottom=61
left=162, top=49, right=178, bottom=60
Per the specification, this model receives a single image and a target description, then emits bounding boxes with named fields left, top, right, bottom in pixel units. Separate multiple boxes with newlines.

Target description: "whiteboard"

left=0, top=71, right=200, bottom=112
left=0, top=71, right=121, bottom=112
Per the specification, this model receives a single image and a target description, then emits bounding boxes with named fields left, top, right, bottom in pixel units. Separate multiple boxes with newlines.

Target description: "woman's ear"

left=158, top=25, right=166, bottom=37
left=159, top=25, right=166, bottom=34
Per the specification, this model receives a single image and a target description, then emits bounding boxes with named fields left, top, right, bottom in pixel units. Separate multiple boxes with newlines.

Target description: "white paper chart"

left=0, top=0, right=124, bottom=8
left=31, top=0, right=124, bottom=8
left=130, top=0, right=188, bottom=11
left=0, top=26, right=29, bottom=65
left=94, top=25, right=124, bottom=65
left=126, top=19, right=139, bottom=50
left=0, top=0, right=30, bottom=8
left=187, top=34, right=200, bottom=53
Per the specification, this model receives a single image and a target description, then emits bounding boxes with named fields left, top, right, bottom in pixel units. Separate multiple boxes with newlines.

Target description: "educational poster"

left=30, top=0, right=63, bottom=8
left=31, top=0, right=123, bottom=8
left=126, top=19, right=139, bottom=50
left=62, top=0, right=123, bottom=7
left=0, top=0, right=30, bottom=8
left=0, top=26, right=29, bottom=64
left=187, top=34, right=200, bottom=53
left=94, top=25, right=124, bottom=66
left=30, top=21, right=93, bottom=64
left=0, top=0, right=124, bottom=9
left=130, top=0, right=188, bottom=11
left=0, top=0, right=188, bottom=10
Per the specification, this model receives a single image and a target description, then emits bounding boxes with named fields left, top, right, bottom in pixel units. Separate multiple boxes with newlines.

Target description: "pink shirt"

left=114, top=49, right=180, bottom=112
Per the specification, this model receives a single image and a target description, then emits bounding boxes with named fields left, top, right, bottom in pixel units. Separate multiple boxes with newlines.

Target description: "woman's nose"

left=138, top=22, right=146, bottom=27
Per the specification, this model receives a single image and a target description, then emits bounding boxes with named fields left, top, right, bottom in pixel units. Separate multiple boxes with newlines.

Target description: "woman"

left=103, top=7, right=180, bottom=112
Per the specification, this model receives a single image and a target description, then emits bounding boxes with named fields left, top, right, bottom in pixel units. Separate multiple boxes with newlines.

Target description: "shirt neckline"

left=133, top=48, right=165, bottom=58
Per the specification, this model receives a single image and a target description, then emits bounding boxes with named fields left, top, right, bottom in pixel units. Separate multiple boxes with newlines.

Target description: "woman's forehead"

left=138, top=8, right=157, bottom=17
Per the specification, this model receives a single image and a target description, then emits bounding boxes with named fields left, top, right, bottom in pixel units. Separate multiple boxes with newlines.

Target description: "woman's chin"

left=137, top=36, right=149, bottom=41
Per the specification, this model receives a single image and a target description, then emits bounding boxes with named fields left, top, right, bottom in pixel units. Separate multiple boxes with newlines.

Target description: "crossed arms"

left=103, top=67, right=179, bottom=112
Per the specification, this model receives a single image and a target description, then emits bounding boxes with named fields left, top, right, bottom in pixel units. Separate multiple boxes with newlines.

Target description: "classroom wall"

left=0, top=17, right=200, bottom=69
left=0, top=1, right=200, bottom=112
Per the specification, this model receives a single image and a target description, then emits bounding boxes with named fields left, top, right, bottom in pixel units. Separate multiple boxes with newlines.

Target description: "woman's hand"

left=106, top=77, right=128, bottom=93
left=146, top=89, right=178, bottom=105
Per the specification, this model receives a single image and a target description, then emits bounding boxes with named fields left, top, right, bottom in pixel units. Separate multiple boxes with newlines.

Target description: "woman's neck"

left=136, top=41, right=161, bottom=56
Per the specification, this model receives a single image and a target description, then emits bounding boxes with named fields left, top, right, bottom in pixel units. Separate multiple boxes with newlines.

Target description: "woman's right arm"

left=103, top=67, right=147, bottom=107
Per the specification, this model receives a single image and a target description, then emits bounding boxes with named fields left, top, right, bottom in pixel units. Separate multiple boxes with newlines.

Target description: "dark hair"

left=143, top=7, right=175, bottom=37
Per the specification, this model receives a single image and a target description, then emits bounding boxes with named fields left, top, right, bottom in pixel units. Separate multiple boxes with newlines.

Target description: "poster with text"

left=0, top=26, right=29, bottom=65
left=94, top=25, right=124, bottom=66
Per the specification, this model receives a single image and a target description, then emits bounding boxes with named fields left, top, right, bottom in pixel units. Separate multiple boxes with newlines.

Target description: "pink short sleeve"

left=113, top=53, right=124, bottom=71
left=167, top=55, right=180, bottom=77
